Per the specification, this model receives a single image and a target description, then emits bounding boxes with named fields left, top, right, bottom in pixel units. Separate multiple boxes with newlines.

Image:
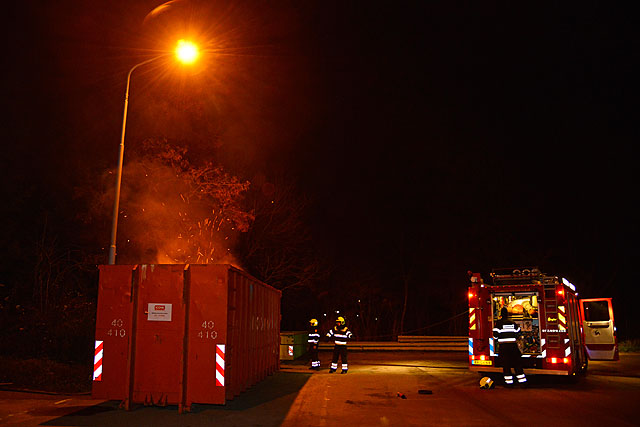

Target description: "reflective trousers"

left=499, top=343, right=527, bottom=385
left=331, top=345, right=348, bottom=371
left=309, top=343, right=320, bottom=367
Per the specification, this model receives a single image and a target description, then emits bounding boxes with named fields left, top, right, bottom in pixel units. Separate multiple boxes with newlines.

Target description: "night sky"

left=3, top=2, right=638, bottom=337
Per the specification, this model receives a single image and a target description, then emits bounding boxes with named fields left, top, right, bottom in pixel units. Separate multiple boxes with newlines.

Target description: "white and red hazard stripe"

left=216, top=344, right=225, bottom=387
left=93, top=340, right=103, bottom=381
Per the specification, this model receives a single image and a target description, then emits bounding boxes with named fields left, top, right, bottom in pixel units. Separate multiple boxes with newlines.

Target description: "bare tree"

left=82, top=138, right=253, bottom=265
left=239, top=174, right=327, bottom=291
left=390, top=230, right=417, bottom=336
left=33, top=217, right=89, bottom=314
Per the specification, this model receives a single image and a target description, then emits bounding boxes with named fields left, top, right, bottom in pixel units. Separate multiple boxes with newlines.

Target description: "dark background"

left=2, top=1, right=637, bottom=362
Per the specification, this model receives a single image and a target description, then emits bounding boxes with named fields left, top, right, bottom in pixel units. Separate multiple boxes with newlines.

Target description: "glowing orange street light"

left=108, top=40, right=201, bottom=264
left=175, top=39, right=199, bottom=64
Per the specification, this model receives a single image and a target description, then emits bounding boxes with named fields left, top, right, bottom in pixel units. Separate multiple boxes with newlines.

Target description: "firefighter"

left=327, top=316, right=352, bottom=373
left=308, top=318, right=321, bottom=370
left=493, top=307, right=528, bottom=386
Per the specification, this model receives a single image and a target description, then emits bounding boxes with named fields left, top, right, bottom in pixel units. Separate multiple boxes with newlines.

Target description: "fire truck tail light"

left=470, top=355, right=489, bottom=361
left=468, top=292, right=474, bottom=299
left=557, top=290, right=564, bottom=296
left=547, top=357, right=570, bottom=364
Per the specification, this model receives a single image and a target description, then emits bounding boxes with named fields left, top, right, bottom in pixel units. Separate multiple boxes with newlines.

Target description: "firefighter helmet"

left=479, top=377, right=495, bottom=389
left=309, top=318, right=318, bottom=326
left=336, top=316, right=345, bottom=325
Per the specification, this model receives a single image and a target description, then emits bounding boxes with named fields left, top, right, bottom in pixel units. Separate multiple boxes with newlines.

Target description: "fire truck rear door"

left=580, top=298, right=618, bottom=361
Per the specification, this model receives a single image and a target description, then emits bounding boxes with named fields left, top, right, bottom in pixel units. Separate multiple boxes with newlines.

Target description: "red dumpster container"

left=92, top=264, right=281, bottom=412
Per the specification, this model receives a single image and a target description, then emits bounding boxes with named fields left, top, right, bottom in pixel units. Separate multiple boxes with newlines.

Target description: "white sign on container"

left=148, top=303, right=172, bottom=321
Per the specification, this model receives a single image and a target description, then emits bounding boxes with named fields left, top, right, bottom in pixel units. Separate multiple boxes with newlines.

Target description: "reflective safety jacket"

left=327, top=325, right=353, bottom=346
left=308, top=327, right=320, bottom=344
left=492, top=318, right=523, bottom=344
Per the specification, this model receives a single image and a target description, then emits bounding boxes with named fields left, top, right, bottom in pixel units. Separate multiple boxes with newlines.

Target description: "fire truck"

left=468, top=268, right=618, bottom=376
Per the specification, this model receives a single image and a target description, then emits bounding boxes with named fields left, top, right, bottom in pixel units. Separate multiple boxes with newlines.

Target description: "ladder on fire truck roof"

left=490, top=267, right=560, bottom=286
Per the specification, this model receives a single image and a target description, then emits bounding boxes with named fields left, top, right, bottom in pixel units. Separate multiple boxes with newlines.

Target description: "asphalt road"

left=1, top=351, right=638, bottom=426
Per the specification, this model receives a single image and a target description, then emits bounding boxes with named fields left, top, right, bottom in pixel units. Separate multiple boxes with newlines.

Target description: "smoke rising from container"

left=90, top=138, right=252, bottom=266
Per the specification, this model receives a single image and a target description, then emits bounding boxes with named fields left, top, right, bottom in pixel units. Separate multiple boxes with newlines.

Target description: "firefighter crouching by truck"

left=493, top=307, right=528, bottom=387
left=327, top=316, right=353, bottom=373
left=308, top=318, right=321, bottom=370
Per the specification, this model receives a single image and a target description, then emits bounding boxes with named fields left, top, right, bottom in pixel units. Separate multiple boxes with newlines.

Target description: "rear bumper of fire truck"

left=469, top=366, right=571, bottom=376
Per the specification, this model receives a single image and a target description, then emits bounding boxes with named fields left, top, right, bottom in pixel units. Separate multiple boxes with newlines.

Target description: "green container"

left=280, top=331, right=309, bottom=360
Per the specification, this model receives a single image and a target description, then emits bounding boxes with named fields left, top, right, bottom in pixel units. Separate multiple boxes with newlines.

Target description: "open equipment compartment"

left=491, top=291, right=541, bottom=355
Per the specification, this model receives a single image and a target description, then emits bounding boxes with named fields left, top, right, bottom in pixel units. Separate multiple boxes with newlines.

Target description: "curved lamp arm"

left=107, top=54, right=170, bottom=265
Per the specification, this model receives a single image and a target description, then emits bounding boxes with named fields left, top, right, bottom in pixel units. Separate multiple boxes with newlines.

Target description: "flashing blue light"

left=562, top=278, right=576, bottom=292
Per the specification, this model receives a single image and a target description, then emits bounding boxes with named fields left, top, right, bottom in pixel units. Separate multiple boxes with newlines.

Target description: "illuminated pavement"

left=282, top=352, right=640, bottom=426
left=1, top=352, right=638, bottom=426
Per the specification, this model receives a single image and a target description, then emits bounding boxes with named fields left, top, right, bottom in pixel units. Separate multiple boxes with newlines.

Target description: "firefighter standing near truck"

left=327, top=316, right=352, bottom=374
left=493, top=307, right=528, bottom=386
left=308, top=318, right=321, bottom=370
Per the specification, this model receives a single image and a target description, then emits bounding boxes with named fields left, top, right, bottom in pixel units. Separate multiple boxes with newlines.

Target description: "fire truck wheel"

left=578, top=357, right=588, bottom=374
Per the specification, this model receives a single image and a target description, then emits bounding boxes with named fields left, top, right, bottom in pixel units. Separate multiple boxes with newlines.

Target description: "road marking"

left=320, top=381, right=328, bottom=426
left=55, top=399, right=70, bottom=405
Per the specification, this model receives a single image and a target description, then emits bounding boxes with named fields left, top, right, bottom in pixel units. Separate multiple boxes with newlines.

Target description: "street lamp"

left=107, top=40, right=201, bottom=264
left=175, top=39, right=199, bottom=64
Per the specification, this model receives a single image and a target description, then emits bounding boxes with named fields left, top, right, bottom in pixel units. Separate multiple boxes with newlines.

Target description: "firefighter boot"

left=341, top=369, right=348, bottom=374
left=516, top=373, right=528, bottom=387
left=329, top=368, right=336, bottom=373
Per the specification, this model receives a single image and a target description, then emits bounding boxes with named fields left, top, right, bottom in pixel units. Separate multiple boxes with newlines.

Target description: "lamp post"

left=108, top=40, right=200, bottom=264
